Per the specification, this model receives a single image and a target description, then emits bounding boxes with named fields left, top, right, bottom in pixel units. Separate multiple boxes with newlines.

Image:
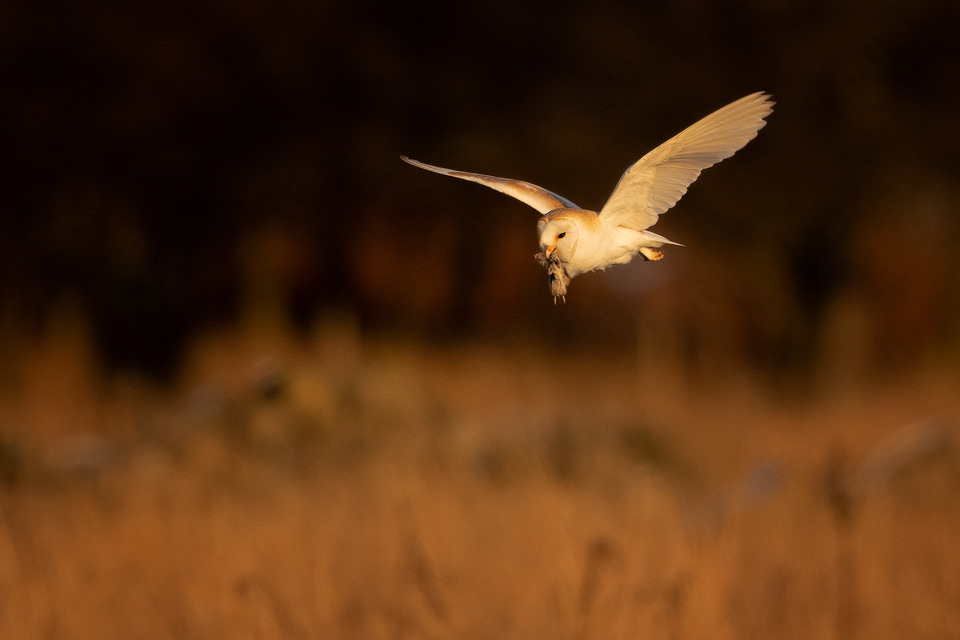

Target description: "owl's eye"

left=558, top=232, right=566, bottom=239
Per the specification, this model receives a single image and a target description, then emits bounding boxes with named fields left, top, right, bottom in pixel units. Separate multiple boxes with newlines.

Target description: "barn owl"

left=402, top=92, right=773, bottom=302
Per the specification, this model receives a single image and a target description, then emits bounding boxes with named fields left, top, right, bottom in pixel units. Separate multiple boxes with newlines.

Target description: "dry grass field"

left=2, top=318, right=960, bottom=639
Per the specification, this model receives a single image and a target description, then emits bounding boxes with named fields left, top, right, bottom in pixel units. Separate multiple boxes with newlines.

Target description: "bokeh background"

left=2, top=0, right=960, bottom=638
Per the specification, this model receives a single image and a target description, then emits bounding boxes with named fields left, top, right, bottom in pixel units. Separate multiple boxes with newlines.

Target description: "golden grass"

left=1, top=320, right=960, bottom=639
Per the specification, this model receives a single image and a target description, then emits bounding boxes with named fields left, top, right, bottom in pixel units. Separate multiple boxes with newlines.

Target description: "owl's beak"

left=544, top=245, right=556, bottom=258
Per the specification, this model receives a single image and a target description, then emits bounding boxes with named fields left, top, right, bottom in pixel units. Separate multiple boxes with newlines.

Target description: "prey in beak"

left=534, top=251, right=570, bottom=304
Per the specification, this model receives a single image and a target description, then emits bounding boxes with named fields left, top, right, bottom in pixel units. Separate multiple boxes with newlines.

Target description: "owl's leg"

left=639, top=247, right=664, bottom=261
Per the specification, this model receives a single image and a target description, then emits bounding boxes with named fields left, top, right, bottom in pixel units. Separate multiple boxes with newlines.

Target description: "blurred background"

left=2, top=0, right=960, bottom=638
left=3, top=0, right=959, bottom=381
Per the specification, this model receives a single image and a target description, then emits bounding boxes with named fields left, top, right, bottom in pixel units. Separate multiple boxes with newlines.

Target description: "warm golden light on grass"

left=1, top=320, right=959, bottom=639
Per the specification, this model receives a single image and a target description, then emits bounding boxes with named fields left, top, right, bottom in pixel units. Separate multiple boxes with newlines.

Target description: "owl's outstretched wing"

left=401, top=156, right=579, bottom=214
left=598, top=92, right=773, bottom=231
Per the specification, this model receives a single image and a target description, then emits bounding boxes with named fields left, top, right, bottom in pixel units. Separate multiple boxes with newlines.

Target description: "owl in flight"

left=402, top=92, right=773, bottom=302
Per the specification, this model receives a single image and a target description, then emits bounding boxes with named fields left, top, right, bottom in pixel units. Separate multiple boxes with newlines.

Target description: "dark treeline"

left=2, top=0, right=959, bottom=379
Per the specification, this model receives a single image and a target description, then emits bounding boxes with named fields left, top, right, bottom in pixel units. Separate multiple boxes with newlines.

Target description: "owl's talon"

left=639, top=247, right=664, bottom=261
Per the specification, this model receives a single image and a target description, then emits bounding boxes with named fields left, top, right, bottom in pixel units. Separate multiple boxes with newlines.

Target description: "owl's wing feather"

left=401, top=156, right=579, bottom=214
left=598, top=92, right=774, bottom=231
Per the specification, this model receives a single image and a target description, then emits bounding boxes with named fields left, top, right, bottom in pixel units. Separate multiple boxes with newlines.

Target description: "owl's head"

left=538, top=214, right=580, bottom=262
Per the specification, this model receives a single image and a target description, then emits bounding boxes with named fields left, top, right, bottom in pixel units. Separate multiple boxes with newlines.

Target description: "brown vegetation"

left=2, top=319, right=959, bottom=639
